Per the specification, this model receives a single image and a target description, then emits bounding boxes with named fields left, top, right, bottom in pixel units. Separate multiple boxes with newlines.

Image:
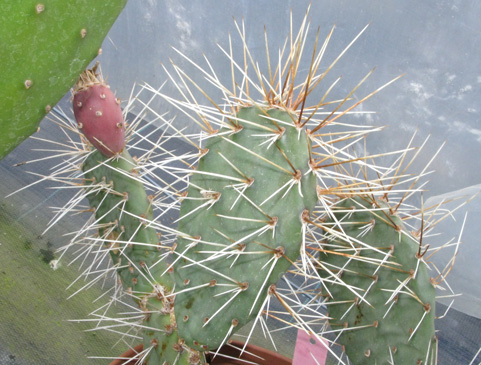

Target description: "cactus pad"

left=319, top=196, right=437, bottom=364
left=82, top=150, right=167, bottom=294
left=0, top=0, right=127, bottom=159
left=174, top=106, right=318, bottom=350
left=82, top=150, right=200, bottom=363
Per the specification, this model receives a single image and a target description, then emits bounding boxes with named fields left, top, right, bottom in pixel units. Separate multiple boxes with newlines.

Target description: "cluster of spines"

left=10, top=6, right=467, bottom=365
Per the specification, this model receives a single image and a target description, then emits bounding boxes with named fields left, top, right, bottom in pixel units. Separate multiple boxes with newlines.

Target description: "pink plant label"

left=293, top=329, right=327, bottom=365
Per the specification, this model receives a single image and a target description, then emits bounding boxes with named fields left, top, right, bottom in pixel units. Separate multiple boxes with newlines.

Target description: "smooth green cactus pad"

left=0, top=0, right=127, bottom=159
left=174, top=106, right=318, bottom=350
left=319, top=196, right=437, bottom=364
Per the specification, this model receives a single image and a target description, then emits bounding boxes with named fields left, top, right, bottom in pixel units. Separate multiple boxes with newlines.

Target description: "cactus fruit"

left=0, top=0, right=127, bottom=159
left=174, top=106, right=317, bottom=350
left=318, top=196, right=437, bottom=363
left=73, top=65, right=125, bottom=157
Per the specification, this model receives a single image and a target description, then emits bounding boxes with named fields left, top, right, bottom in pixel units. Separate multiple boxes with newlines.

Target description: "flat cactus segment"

left=82, top=149, right=200, bottom=363
left=82, top=149, right=173, bottom=294
left=0, top=0, right=127, bottom=159
left=320, top=196, right=436, bottom=364
left=174, top=106, right=318, bottom=350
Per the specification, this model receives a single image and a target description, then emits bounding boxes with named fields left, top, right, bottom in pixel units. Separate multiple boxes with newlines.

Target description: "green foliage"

left=319, top=196, right=437, bottom=364
left=0, top=0, right=127, bottom=159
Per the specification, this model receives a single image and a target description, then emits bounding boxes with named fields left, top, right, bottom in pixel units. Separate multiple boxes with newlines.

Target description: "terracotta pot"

left=111, top=340, right=291, bottom=364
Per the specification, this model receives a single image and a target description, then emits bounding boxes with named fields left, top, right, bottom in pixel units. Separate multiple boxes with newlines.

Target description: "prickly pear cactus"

left=73, top=64, right=125, bottom=157
left=319, top=196, right=437, bottom=364
left=174, top=106, right=318, bottom=350
left=0, top=0, right=127, bottom=159
left=13, top=7, right=464, bottom=364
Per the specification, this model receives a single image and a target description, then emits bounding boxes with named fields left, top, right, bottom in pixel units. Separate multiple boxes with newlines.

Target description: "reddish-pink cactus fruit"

left=72, top=64, right=125, bottom=157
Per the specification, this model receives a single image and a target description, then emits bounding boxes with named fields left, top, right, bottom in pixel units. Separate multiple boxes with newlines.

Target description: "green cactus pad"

left=319, top=196, right=437, bottom=364
left=82, top=149, right=171, bottom=294
left=174, top=106, right=318, bottom=350
left=0, top=0, right=127, bottom=159
left=82, top=150, right=199, bottom=364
